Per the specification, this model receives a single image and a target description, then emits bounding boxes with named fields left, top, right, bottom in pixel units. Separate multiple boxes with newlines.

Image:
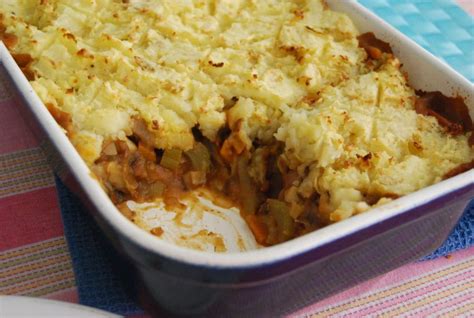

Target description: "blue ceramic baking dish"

left=1, top=0, right=473, bottom=316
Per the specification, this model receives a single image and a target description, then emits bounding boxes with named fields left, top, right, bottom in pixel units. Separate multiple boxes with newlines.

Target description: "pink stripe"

left=0, top=100, right=38, bottom=154
left=293, top=247, right=474, bottom=317
left=44, top=287, right=79, bottom=303
left=0, top=187, right=63, bottom=251
left=410, top=288, right=474, bottom=317
left=349, top=269, right=473, bottom=317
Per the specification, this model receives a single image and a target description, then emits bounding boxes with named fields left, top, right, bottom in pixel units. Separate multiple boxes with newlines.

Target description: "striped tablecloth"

left=1, top=1, right=473, bottom=317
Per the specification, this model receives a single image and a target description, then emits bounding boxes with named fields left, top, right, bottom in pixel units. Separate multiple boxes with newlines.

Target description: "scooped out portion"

left=1, top=0, right=473, bottom=250
left=125, top=190, right=260, bottom=253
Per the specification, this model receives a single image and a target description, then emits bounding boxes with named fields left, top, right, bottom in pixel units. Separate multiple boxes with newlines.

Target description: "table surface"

left=0, top=1, right=473, bottom=317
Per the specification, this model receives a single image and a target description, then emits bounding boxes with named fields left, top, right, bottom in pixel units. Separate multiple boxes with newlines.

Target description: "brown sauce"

left=415, top=91, right=472, bottom=136
left=357, top=32, right=393, bottom=60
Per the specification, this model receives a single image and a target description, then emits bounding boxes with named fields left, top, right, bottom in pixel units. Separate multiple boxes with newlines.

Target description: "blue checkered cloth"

left=56, top=0, right=474, bottom=315
left=359, top=0, right=474, bottom=82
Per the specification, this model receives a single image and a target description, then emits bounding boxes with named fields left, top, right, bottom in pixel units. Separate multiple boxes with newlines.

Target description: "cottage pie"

left=1, top=0, right=473, bottom=247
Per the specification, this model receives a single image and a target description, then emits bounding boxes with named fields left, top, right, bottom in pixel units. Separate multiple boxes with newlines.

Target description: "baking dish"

left=1, top=0, right=473, bottom=316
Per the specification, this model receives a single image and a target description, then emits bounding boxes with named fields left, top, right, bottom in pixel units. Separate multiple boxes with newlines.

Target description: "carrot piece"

left=245, top=214, right=268, bottom=245
left=138, top=142, right=156, bottom=162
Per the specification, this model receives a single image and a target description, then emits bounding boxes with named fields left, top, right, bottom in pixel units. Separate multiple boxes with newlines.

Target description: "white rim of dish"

left=0, top=0, right=472, bottom=268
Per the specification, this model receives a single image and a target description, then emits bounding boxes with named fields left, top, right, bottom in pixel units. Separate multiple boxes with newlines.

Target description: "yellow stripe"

left=0, top=254, right=71, bottom=278
left=0, top=237, right=66, bottom=260
left=1, top=271, right=75, bottom=295
left=1, top=246, right=69, bottom=268
left=0, top=148, right=54, bottom=197
left=443, top=301, right=474, bottom=318
left=379, top=280, right=474, bottom=317
left=407, top=288, right=474, bottom=317
left=311, top=258, right=474, bottom=317
left=0, top=164, right=49, bottom=178
left=0, top=179, right=53, bottom=197
left=0, top=169, right=52, bottom=182
left=0, top=182, right=53, bottom=197
left=0, top=148, right=45, bottom=163
left=0, top=237, right=75, bottom=297
left=0, top=152, right=50, bottom=170
left=26, top=280, right=76, bottom=297
left=0, top=149, right=49, bottom=176
left=0, top=262, right=73, bottom=287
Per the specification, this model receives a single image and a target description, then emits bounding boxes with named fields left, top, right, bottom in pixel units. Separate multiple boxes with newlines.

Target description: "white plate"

left=0, top=296, right=121, bottom=318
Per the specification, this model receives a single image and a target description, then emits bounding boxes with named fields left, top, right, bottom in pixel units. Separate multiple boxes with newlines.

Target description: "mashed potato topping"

left=2, top=0, right=473, bottom=246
